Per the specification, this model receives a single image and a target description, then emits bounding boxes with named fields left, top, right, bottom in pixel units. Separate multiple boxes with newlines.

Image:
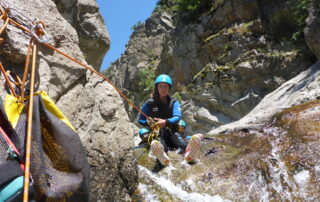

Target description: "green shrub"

left=131, top=21, right=143, bottom=31
left=154, top=0, right=214, bottom=22
left=291, top=0, right=311, bottom=41
left=173, top=92, right=183, bottom=102
left=137, top=67, right=156, bottom=99
left=102, top=66, right=113, bottom=76
left=177, top=0, right=201, bottom=11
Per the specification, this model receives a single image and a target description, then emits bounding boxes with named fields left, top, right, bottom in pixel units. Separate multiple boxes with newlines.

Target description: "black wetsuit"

left=138, top=97, right=187, bottom=152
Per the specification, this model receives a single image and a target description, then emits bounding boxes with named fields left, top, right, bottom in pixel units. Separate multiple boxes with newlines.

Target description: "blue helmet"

left=139, top=128, right=149, bottom=136
left=178, top=120, right=186, bottom=127
left=154, top=74, right=172, bottom=87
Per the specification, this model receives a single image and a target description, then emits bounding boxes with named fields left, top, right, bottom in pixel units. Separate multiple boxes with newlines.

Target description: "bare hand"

left=154, top=118, right=166, bottom=128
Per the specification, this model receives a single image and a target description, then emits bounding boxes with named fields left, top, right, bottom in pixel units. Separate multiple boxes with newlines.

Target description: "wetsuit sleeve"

left=167, top=101, right=181, bottom=125
left=138, top=103, right=150, bottom=126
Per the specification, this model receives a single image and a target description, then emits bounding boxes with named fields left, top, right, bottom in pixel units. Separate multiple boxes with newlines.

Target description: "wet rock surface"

left=209, top=62, right=320, bottom=135
left=134, top=100, right=320, bottom=201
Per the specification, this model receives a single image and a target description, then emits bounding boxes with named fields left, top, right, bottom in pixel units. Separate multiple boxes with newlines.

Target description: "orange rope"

left=0, top=6, right=160, bottom=199
left=23, top=43, right=37, bottom=202
left=9, top=18, right=30, bottom=33
left=0, top=14, right=9, bottom=34
left=43, top=43, right=149, bottom=118
left=1, top=13, right=149, bottom=118
left=0, top=62, right=17, bottom=97
left=20, top=39, right=33, bottom=102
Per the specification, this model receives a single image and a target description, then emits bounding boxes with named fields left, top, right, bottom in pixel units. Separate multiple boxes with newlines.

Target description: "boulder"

left=208, top=62, right=320, bottom=135
left=305, top=0, right=320, bottom=59
left=53, top=0, right=110, bottom=70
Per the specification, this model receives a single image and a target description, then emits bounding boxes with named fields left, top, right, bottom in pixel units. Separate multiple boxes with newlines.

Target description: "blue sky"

left=96, top=0, right=158, bottom=71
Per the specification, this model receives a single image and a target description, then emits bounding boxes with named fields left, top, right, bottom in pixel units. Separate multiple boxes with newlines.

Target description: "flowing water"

left=133, top=100, right=320, bottom=201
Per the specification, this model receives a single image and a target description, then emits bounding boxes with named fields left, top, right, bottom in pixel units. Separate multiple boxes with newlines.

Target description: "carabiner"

left=31, top=18, right=49, bottom=43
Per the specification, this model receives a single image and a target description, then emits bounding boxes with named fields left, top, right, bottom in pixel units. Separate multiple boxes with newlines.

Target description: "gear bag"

left=3, top=92, right=90, bottom=201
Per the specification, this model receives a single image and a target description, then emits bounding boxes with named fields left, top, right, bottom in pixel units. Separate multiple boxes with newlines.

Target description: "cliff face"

left=107, top=12, right=175, bottom=121
left=305, top=0, right=320, bottom=59
left=106, top=0, right=317, bottom=135
left=112, top=1, right=320, bottom=200
left=53, top=0, right=110, bottom=70
left=0, top=0, right=137, bottom=201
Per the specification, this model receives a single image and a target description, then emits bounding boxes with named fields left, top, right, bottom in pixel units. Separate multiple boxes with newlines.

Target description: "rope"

left=20, top=39, right=33, bottom=102
left=0, top=6, right=163, bottom=199
left=0, top=62, right=17, bottom=97
left=43, top=43, right=149, bottom=118
left=23, top=42, right=36, bottom=202
left=147, top=117, right=161, bottom=145
left=0, top=13, right=9, bottom=35
left=0, top=5, right=151, bottom=119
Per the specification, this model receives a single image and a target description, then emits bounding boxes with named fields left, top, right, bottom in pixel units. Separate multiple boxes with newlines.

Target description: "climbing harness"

left=0, top=4, right=161, bottom=201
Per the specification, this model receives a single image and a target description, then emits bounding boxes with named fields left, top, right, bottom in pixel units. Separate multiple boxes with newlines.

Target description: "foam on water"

left=138, top=165, right=228, bottom=202
left=294, top=170, right=310, bottom=187
left=263, top=126, right=297, bottom=200
left=139, top=183, right=159, bottom=201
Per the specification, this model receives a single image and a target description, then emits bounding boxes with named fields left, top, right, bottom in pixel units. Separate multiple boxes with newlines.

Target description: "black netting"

left=0, top=98, right=23, bottom=187
left=3, top=95, right=90, bottom=201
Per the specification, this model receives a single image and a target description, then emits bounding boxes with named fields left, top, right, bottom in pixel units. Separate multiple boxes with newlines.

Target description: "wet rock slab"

left=134, top=100, right=320, bottom=201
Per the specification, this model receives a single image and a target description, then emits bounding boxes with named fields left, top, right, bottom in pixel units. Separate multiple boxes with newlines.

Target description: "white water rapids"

left=138, top=165, right=229, bottom=202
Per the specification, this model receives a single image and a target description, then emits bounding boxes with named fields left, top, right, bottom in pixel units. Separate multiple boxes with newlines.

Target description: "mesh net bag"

left=4, top=92, right=90, bottom=201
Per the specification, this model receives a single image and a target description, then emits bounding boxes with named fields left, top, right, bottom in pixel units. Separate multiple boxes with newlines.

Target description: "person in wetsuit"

left=138, top=74, right=203, bottom=166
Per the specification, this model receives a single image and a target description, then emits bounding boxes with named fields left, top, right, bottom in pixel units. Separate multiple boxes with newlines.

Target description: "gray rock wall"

left=107, top=12, right=175, bottom=121
left=0, top=0, right=137, bottom=201
left=53, top=0, right=110, bottom=70
left=305, top=0, right=320, bottom=59
left=106, top=0, right=316, bottom=135
left=208, top=63, right=320, bottom=135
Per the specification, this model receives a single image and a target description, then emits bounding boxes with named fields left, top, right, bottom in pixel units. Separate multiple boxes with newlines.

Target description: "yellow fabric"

left=4, top=94, right=24, bottom=128
left=4, top=91, right=75, bottom=131
left=35, top=91, right=75, bottom=131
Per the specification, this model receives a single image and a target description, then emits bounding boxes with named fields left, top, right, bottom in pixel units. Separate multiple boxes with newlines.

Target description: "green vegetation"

left=102, top=66, right=113, bottom=76
left=213, top=63, right=236, bottom=81
left=203, top=28, right=226, bottom=43
left=172, top=92, right=183, bottom=102
left=224, top=43, right=232, bottom=52
left=154, top=0, right=214, bottom=21
left=290, top=0, right=311, bottom=41
left=176, top=0, right=201, bottom=11
left=137, top=67, right=156, bottom=100
left=154, top=0, right=201, bottom=12
left=211, top=0, right=225, bottom=11
left=131, top=20, right=143, bottom=31
left=147, top=50, right=157, bottom=61
left=192, top=63, right=212, bottom=81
